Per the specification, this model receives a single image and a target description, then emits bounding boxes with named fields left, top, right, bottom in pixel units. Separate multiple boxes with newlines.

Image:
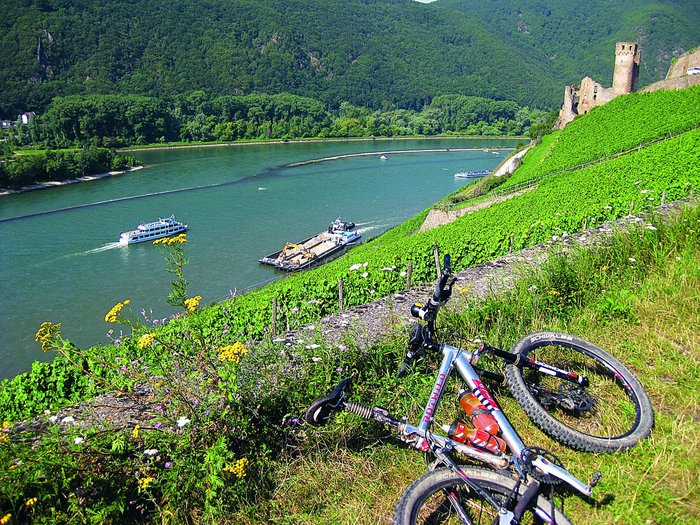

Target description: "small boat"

left=328, top=217, right=356, bottom=233
left=119, top=215, right=187, bottom=245
left=379, top=155, right=388, bottom=160
left=260, top=217, right=361, bottom=271
left=454, top=170, right=490, bottom=179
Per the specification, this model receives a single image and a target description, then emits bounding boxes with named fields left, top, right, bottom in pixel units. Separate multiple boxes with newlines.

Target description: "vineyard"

left=170, top=88, right=700, bottom=348
left=2, top=84, right=700, bottom=525
left=2, top=86, right=699, bottom=419
left=502, top=85, right=700, bottom=190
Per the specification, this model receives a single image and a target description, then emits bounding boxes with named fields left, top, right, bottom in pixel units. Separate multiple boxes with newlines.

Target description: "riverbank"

left=3, top=135, right=524, bottom=197
left=118, top=134, right=526, bottom=153
left=0, top=166, right=144, bottom=197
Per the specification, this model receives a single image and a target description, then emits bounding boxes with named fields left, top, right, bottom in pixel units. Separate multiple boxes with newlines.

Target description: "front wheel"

left=393, top=467, right=570, bottom=525
left=506, top=332, right=654, bottom=453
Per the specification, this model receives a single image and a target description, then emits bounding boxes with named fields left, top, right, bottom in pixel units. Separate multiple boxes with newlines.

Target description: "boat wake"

left=78, top=242, right=125, bottom=256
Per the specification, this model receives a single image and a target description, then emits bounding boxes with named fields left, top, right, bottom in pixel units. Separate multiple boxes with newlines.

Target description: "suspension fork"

left=480, top=342, right=589, bottom=387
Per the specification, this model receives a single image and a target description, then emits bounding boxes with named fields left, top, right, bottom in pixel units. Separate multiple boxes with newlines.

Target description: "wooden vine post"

left=433, top=245, right=441, bottom=279
left=271, top=297, right=277, bottom=337
left=338, top=278, right=344, bottom=312
left=406, top=261, right=413, bottom=291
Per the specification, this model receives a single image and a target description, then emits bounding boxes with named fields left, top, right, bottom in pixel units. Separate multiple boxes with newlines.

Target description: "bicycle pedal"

left=590, top=471, right=603, bottom=488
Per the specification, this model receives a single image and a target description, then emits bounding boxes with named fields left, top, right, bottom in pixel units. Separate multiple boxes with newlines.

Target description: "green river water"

left=0, top=137, right=521, bottom=379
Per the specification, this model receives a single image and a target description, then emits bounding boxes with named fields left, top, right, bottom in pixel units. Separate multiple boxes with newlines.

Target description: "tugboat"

left=119, top=215, right=187, bottom=244
left=259, top=217, right=361, bottom=271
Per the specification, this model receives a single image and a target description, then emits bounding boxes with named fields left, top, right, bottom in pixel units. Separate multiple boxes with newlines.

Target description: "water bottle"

left=458, top=390, right=500, bottom=435
left=443, top=420, right=506, bottom=454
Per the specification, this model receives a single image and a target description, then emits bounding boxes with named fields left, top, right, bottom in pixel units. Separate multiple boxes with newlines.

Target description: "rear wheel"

left=393, top=467, right=570, bottom=525
left=506, top=332, right=653, bottom=453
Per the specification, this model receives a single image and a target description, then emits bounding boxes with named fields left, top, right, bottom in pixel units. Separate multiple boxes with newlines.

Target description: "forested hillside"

left=2, top=0, right=698, bottom=119
left=440, top=0, right=700, bottom=86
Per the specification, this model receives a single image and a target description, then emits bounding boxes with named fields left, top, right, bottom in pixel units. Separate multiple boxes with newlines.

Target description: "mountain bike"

left=305, top=254, right=653, bottom=524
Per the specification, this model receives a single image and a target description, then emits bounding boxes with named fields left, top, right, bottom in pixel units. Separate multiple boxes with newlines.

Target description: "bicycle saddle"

left=304, top=377, right=353, bottom=426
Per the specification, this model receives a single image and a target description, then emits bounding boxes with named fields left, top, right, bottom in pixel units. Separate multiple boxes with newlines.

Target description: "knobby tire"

left=505, top=332, right=654, bottom=453
left=393, top=466, right=571, bottom=525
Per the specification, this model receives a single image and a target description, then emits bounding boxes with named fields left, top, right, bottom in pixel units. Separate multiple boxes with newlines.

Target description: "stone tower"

left=612, top=42, right=641, bottom=95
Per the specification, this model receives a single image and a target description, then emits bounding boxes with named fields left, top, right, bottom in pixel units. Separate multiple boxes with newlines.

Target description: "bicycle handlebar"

left=399, top=253, right=455, bottom=377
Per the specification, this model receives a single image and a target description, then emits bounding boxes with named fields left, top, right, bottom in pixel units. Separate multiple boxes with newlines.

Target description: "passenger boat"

left=119, top=215, right=188, bottom=245
left=259, top=217, right=361, bottom=271
left=454, top=170, right=490, bottom=179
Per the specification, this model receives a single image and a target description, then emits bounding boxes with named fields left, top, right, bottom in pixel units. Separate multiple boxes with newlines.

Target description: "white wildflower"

left=311, top=357, right=322, bottom=362
left=144, top=449, right=159, bottom=456
left=176, top=417, right=191, bottom=428
left=362, top=272, right=369, bottom=278
left=629, top=257, right=636, bottom=263
left=640, top=189, right=649, bottom=194
left=73, top=437, right=84, bottom=445
left=400, top=270, right=407, bottom=277
left=349, top=263, right=362, bottom=271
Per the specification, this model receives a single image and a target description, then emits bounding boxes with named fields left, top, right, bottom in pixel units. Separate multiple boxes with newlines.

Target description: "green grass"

left=230, top=203, right=700, bottom=524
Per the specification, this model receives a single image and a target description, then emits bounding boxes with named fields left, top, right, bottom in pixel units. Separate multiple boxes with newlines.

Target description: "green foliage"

left=503, top=86, right=700, bottom=190
left=0, top=146, right=138, bottom=189
left=2, top=0, right=698, bottom=121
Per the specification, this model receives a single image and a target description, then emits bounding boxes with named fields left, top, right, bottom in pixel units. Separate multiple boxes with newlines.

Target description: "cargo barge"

left=259, top=218, right=361, bottom=271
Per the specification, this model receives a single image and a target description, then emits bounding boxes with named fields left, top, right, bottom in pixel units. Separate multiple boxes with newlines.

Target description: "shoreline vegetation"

left=0, top=166, right=144, bottom=197
left=2, top=135, right=525, bottom=196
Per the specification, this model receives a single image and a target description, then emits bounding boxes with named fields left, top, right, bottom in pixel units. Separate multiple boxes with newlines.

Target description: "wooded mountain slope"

left=1, top=0, right=698, bottom=118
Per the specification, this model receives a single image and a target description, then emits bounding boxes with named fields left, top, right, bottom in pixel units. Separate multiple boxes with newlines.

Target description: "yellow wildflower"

left=104, top=300, right=131, bottom=323
left=217, top=342, right=249, bottom=363
left=132, top=425, right=140, bottom=439
left=25, top=498, right=38, bottom=507
left=153, top=234, right=187, bottom=246
left=0, top=434, right=8, bottom=445
left=184, top=295, right=202, bottom=313
left=34, top=322, right=62, bottom=352
left=138, top=476, right=154, bottom=490
left=1, top=513, right=11, bottom=525
left=223, top=458, right=249, bottom=478
left=1, top=421, right=9, bottom=430
left=548, top=290, right=560, bottom=296
left=138, top=333, right=156, bottom=349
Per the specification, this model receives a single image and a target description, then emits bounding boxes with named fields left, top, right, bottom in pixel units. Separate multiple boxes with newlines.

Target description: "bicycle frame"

left=405, top=342, right=593, bottom=497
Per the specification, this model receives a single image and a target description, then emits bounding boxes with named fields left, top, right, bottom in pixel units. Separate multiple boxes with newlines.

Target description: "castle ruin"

left=557, top=42, right=641, bottom=128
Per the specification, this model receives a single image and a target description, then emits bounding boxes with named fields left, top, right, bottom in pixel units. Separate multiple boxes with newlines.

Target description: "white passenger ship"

left=119, top=215, right=188, bottom=245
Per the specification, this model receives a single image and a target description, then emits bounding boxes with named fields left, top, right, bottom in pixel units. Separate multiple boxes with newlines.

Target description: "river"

left=0, top=137, right=521, bottom=379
